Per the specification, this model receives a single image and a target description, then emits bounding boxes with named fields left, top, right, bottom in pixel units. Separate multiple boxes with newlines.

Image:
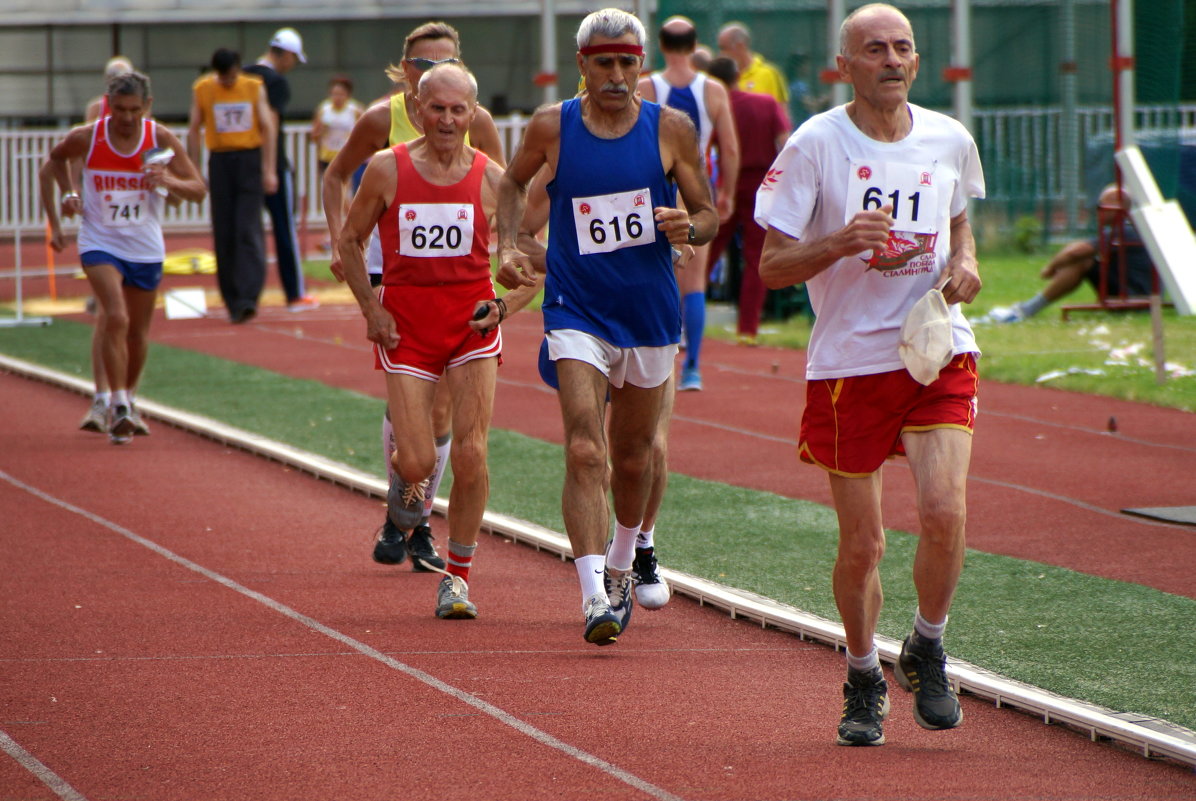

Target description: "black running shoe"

left=408, top=524, right=446, bottom=572
left=837, top=667, right=890, bottom=746
left=895, top=635, right=964, bottom=730
left=372, top=519, right=408, bottom=565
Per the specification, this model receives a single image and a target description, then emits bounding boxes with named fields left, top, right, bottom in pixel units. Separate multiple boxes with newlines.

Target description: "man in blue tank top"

left=496, top=8, right=717, bottom=647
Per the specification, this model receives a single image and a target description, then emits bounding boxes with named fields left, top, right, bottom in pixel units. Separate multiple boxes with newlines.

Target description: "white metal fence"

left=1, top=115, right=532, bottom=236
left=3, top=105, right=1192, bottom=237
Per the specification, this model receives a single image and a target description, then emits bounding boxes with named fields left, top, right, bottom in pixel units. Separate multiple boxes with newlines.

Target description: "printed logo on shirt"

left=759, top=168, right=784, bottom=192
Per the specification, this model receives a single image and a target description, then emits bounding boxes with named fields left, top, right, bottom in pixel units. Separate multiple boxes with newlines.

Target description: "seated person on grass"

left=983, top=184, right=1156, bottom=323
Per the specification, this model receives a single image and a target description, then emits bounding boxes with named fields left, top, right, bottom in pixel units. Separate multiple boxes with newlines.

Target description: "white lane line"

left=0, top=729, right=89, bottom=801
left=1, top=469, right=685, bottom=801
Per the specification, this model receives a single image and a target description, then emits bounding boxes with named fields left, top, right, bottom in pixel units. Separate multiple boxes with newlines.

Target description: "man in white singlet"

left=757, top=3, right=985, bottom=747
left=41, top=71, right=207, bottom=445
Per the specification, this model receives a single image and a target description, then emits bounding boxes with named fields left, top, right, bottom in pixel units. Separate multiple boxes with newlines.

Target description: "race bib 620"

left=397, top=203, right=474, bottom=258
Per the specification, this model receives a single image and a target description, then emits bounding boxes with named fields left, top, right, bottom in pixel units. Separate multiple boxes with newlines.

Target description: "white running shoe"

left=632, top=546, right=671, bottom=610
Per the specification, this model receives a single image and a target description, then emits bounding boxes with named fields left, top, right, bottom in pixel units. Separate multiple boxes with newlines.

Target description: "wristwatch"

left=686, top=222, right=696, bottom=244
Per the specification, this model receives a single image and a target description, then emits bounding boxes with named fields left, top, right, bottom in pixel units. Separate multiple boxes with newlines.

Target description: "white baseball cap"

left=270, top=28, right=307, bottom=63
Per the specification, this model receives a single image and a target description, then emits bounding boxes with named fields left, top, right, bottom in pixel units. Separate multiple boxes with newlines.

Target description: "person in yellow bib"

left=321, top=20, right=506, bottom=578
left=717, top=22, right=789, bottom=106
left=187, top=48, right=278, bottom=324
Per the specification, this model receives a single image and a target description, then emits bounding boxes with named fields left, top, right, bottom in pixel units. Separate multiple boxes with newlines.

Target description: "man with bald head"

left=717, top=22, right=788, bottom=105
left=338, top=63, right=507, bottom=621
left=757, top=3, right=985, bottom=746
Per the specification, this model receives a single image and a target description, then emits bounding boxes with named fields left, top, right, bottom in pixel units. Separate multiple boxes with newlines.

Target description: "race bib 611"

left=572, top=187, right=653, bottom=256
left=845, top=161, right=939, bottom=234
left=397, top=203, right=474, bottom=258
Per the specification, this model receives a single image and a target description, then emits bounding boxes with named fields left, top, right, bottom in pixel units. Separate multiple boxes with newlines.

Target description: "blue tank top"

left=545, top=98, right=680, bottom=347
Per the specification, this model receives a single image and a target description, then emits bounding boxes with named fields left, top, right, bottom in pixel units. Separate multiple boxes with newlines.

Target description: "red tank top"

left=378, top=143, right=491, bottom=286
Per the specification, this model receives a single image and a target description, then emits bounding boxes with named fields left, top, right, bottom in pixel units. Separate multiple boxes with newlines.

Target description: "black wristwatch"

left=686, top=222, right=696, bottom=244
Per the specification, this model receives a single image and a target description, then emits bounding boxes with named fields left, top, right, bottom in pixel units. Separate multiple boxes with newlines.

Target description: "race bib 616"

left=397, top=203, right=474, bottom=258
left=572, top=187, right=653, bottom=256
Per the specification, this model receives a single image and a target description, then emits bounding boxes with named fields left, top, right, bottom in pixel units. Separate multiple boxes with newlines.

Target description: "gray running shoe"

left=128, top=404, right=151, bottom=436
left=582, top=593, right=620, bottom=646
left=435, top=575, right=477, bottom=619
left=408, top=524, right=446, bottom=572
left=837, top=667, right=890, bottom=746
left=387, top=474, right=429, bottom=530
left=108, top=404, right=135, bottom=445
left=895, top=635, right=963, bottom=730
left=79, top=397, right=107, bottom=433
left=605, top=566, right=634, bottom=634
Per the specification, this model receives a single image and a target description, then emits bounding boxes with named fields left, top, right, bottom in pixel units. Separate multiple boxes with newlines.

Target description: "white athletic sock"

left=381, top=411, right=395, bottom=483
left=635, top=525, right=655, bottom=551
left=914, top=608, right=947, bottom=641
left=95, top=391, right=111, bottom=407
left=422, top=433, right=452, bottom=523
left=846, top=646, right=880, bottom=673
left=607, top=521, right=639, bottom=572
left=576, top=554, right=607, bottom=611
left=111, top=390, right=129, bottom=409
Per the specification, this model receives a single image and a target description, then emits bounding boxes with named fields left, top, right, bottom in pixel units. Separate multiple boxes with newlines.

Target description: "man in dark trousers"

left=245, top=27, right=318, bottom=311
left=706, top=56, right=791, bottom=345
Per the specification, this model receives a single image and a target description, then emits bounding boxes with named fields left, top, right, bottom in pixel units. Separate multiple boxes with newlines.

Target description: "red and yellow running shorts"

left=799, top=353, right=979, bottom=477
left=374, top=279, right=501, bottom=380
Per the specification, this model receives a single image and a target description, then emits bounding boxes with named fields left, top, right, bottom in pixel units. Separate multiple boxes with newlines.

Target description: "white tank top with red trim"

left=78, top=117, right=166, bottom=263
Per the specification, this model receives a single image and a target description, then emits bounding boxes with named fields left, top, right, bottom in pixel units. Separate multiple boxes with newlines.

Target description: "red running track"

left=139, top=295, right=1196, bottom=598
left=3, top=372, right=1195, bottom=800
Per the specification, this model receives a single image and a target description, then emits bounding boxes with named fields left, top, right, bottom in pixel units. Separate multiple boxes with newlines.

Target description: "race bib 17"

left=213, top=102, right=253, bottom=134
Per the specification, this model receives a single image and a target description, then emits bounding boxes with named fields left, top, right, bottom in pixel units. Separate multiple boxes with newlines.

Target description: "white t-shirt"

left=755, top=103, right=985, bottom=380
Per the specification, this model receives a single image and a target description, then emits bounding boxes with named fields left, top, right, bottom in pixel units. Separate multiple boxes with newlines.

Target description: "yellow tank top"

left=193, top=73, right=265, bottom=152
left=388, top=92, right=471, bottom=147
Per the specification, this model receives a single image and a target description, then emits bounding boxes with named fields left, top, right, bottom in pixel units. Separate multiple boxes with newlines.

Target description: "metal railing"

left=0, top=114, right=533, bottom=236
left=3, top=105, right=1192, bottom=236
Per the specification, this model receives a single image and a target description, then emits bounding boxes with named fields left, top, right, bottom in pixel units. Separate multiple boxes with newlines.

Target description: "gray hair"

left=839, top=3, right=913, bottom=56
left=718, top=22, right=750, bottom=46
left=107, top=70, right=151, bottom=101
left=417, top=62, right=478, bottom=103
left=104, top=56, right=134, bottom=80
left=576, top=8, right=646, bottom=50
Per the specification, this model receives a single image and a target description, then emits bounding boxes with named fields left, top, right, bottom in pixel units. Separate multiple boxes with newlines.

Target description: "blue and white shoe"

left=583, top=593, right=621, bottom=645
left=678, top=366, right=703, bottom=392
left=974, top=304, right=1026, bottom=325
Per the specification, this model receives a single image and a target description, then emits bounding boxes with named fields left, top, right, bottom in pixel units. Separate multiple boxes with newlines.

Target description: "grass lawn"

left=706, top=248, right=1196, bottom=412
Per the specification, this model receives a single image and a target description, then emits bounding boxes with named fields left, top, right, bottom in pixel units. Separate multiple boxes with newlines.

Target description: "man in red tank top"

left=337, top=63, right=509, bottom=620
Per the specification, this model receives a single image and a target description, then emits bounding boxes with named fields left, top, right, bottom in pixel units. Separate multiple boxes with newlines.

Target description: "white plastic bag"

left=899, top=287, right=954, bottom=385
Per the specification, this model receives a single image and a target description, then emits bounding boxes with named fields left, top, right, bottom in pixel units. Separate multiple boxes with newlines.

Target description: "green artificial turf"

left=2, top=317, right=1194, bottom=732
